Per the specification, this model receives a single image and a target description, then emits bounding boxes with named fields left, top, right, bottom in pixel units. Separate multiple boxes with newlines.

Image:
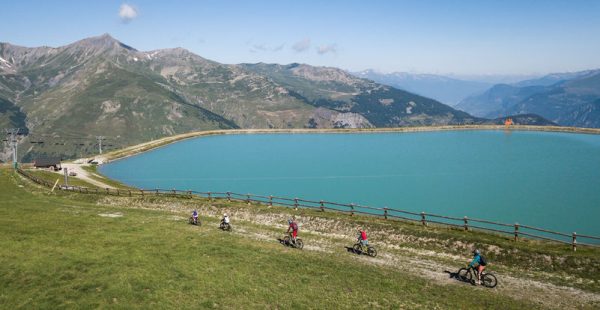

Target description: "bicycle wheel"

left=367, top=247, right=377, bottom=257
left=457, top=268, right=473, bottom=283
left=352, top=243, right=362, bottom=254
left=295, top=238, right=304, bottom=249
left=482, top=273, right=497, bottom=288
left=283, top=236, right=290, bottom=246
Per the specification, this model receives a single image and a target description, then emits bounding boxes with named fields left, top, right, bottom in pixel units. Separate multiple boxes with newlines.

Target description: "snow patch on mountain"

left=0, top=56, right=11, bottom=67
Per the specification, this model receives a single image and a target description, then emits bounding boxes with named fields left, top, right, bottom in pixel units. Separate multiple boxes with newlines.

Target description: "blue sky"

left=1, top=0, right=599, bottom=75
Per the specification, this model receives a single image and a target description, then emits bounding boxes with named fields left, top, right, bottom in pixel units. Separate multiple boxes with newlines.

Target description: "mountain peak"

left=69, top=33, right=136, bottom=53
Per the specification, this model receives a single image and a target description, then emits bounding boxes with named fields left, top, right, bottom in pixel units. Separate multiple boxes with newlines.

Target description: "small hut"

left=33, top=157, right=62, bottom=171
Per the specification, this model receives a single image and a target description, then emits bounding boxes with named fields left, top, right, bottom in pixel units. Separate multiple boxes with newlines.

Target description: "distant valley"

left=352, top=70, right=493, bottom=107
left=456, top=69, right=600, bottom=127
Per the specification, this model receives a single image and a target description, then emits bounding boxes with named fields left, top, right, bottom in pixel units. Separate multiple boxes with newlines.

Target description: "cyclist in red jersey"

left=357, top=227, right=368, bottom=246
left=287, top=218, right=299, bottom=244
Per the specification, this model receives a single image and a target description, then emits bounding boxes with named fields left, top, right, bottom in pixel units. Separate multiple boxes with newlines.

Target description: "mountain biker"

left=286, top=218, right=299, bottom=244
left=221, top=213, right=230, bottom=225
left=357, top=227, right=368, bottom=247
left=468, top=249, right=486, bottom=285
left=191, top=209, right=198, bottom=223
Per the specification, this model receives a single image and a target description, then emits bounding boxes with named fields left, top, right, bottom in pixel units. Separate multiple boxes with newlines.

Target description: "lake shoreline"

left=98, top=128, right=600, bottom=239
left=98, top=125, right=600, bottom=163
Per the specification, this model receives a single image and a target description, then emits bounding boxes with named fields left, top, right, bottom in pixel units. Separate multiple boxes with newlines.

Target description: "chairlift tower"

left=5, top=128, right=20, bottom=168
left=97, top=136, right=104, bottom=154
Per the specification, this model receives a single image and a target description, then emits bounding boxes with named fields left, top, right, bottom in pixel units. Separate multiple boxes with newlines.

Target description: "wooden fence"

left=17, top=168, right=600, bottom=250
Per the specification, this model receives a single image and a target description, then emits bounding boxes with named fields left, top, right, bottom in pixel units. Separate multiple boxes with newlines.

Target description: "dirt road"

left=59, top=163, right=115, bottom=189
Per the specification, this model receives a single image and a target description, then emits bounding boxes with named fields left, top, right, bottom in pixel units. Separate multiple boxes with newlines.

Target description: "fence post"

left=155, top=189, right=159, bottom=195
left=116, top=189, right=120, bottom=196
left=269, top=195, right=273, bottom=206
left=106, top=188, right=110, bottom=195
left=463, top=216, right=469, bottom=231
left=421, top=212, right=427, bottom=226
left=208, top=192, right=212, bottom=201
left=572, top=232, right=577, bottom=252
left=384, top=207, right=388, bottom=220
left=350, top=203, right=355, bottom=216
left=320, top=200, right=324, bottom=212
left=188, top=190, right=192, bottom=198
left=140, top=189, right=144, bottom=197
left=294, top=198, right=299, bottom=210
left=227, top=192, right=231, bottom=202
left=246, top=194, right=251, bottom=205
left=514, top=223, right=519, bottom=241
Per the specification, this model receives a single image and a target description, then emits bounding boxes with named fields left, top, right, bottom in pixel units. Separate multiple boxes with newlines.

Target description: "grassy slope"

left=23, top=169, right=98, bottom=188
left=0, top=168, right=551, bottom=309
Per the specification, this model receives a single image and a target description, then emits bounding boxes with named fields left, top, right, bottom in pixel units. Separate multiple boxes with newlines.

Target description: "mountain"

left=352, top=70, right=492, bottom=106
left=513, top=70, right=597, bottom=87
left=241, top=64, right=479, bottom=127
left=0, top=34, right=549, bottom=161
left=455, top=84, right=548, bottom=118
left=456, top=69, right=600, bottom=127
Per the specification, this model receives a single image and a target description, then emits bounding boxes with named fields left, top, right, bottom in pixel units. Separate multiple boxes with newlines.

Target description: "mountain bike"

left=282, top=233, right=304, bottom=249
left=352, top=242, right=377, bottom=257
left=219, top=221, right=232, bottom=231
left=188, top=216, right=201, bottom=226
left=457, top=266, right=497, bottom=288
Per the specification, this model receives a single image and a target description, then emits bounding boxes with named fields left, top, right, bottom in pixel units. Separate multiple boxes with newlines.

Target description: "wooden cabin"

left=33, top=157, right=62, bottom=171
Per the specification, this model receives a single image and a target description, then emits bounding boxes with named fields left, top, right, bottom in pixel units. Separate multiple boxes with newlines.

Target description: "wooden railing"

left=17, top=168, right=600, bottom=250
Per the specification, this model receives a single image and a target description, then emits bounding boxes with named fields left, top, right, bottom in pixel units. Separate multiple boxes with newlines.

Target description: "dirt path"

left=60, top=163, right=115, bottom=189
left=197, top=206, right=600, bottom=309
left=95, top=197, right=600, bottom=309
left=233, top=221, right=600, bottom=309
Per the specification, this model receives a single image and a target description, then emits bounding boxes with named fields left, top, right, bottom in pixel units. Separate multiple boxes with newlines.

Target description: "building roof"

left=34, top=157, right=62, bottom=167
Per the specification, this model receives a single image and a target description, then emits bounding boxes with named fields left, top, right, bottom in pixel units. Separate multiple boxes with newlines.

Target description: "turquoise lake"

left=100, top=130, right=600, bottom=238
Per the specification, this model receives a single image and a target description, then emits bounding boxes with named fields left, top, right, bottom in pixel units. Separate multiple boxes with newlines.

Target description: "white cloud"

left=272, top=44, right=284, bottom=52
left=252, top=43, right=268, bottom=52
left=119, top=4, right=138, bottom=23
left=249, top=42, right=285, bottom=53
left=292, top=38, right=311, bottom=52
left=317, top=44, right=337, bottom=55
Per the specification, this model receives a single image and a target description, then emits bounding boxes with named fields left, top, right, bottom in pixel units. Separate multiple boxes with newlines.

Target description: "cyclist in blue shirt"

left=468, top=249, right=486, bottom=285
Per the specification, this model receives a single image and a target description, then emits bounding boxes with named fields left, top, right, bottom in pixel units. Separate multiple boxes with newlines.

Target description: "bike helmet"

left=473, top=249, right=480, bottom=255
left=288, top=218, right=293, bottom=224
left=224, top=213, right=227, bottom=217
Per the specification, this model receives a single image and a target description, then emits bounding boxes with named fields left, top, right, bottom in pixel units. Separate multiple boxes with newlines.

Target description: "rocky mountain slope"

left=241, top=63, right=480, bottom=127
left=456, top=69, right=600, bottom=127
left=0, top=34, right=550, bottom=161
